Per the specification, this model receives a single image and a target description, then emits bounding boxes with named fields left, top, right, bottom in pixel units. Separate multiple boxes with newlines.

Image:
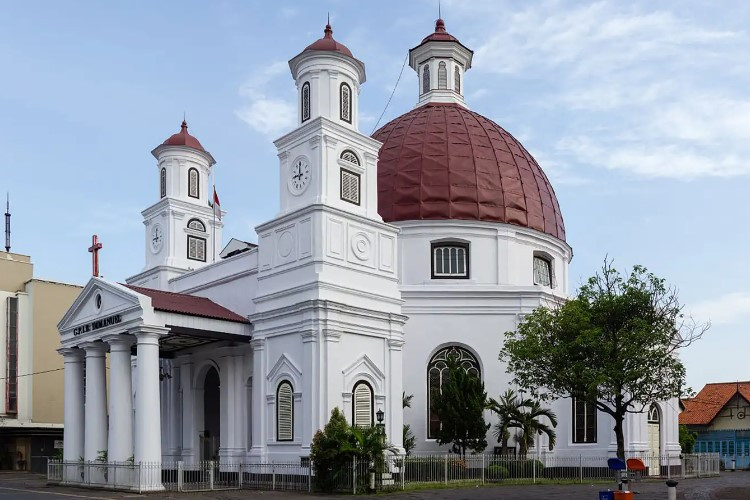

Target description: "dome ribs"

left=371, top=102, right=566, bottom=242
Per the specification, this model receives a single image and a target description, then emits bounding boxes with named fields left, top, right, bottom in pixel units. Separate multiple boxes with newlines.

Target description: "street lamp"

left=376, top=408, right=385, bottom=428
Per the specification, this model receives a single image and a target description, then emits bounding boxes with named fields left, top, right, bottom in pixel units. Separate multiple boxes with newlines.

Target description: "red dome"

left=421, top=18, right=459, bottom=43
left=162, top=120, right=206, bottom=152
left=373, top=102, right=566, bottom=241
left=304, top=24, right=353, bottom=58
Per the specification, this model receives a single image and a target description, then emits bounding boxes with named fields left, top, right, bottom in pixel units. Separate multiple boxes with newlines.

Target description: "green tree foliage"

left=402, top=392, right=416, bottom=456
left=679, top=425, right=697, bottom=454
left=432, top=358, right=489, bottom=455
left=500, top=260, right=707, bottom=459
left=487, top=389, right=523, bottom=455
left=488, top=389, right=557, bottom=456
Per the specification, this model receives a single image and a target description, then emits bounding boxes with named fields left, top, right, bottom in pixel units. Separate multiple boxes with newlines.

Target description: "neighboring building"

left=0, top=252, right=82, bottom=472
left=681, top=382, right=750, bottom=468
left=56, top=17, right=679, bottom=490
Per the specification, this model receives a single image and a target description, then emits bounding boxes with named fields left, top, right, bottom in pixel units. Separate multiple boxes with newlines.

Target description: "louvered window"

left=533, top=256, right=553, bottom=287
left=454, top=66, right=461, bottom=93
left=187, top=235, right=206, bottom=262
left=438, top=61, right=447, bottom=89
left=422, top=65, right=430, bottom=94
left=340, top=82, right=352, bottom=123
left=160, top=168, right=167, bottom=198
left=301, top=81, right=311, bottom=122
left=428, top=346, right=479, bottom=438
left=276, top=381, right=294, bottom=441
left=352, top=382, right=374, bottom=428
left=340, top=168, right=360, bottom=205
left=340, top=150, right=360, bottom=166
left=432, top=242, right=469, bottom=278
left=188, top=168, right=199, bottom=199
left=188, top=218, right=206, bottom=232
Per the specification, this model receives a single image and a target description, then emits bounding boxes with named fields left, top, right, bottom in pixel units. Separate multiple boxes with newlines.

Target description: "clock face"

left=151, top=224, right=163, bottom=253
left=289, top=157, right=311, bottom=194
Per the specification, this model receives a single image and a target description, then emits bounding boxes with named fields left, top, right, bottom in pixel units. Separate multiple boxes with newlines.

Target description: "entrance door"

left=647, top=404, right=661, bottom=475
left=201, top=367, right=220, bottom=461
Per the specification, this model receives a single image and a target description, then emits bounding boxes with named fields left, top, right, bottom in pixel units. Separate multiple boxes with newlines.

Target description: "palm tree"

left=487, top=389, right=524, bottom=455
left=510, top=400, right=558, bottom=456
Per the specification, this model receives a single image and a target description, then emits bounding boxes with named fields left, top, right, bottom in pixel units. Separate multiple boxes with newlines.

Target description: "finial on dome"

left=180, top=119, right=188, bottom=132
left=324, top=15, right=333, bottom=38
left=435, top=18, right=446, bottom=33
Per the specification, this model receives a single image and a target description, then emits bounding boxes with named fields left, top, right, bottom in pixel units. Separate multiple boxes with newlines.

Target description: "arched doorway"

left=201, top=367, right=220, bottom=461
left=647, top=404, right=661, bottom=475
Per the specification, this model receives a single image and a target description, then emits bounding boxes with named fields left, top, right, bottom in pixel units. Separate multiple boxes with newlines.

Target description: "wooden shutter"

left=276, top=382, right=293, bottom=441
left=340, top=169, right=360, bottom=205
left=353, top=383, right=373, bottom=428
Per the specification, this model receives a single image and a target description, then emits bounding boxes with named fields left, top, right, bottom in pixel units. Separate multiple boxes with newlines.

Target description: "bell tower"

left=249, top=22, right=405, bottom=462
left=126, top=120, right=225, bottom=290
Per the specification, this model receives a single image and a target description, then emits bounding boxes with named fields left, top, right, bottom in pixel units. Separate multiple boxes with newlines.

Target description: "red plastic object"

left=613, top=491, right=633, bottom=500
left=626, top=458, right=646, bottom=471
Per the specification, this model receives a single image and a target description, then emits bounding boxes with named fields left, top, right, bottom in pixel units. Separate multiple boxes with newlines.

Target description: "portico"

left=57, top=278, right=251, bottom=490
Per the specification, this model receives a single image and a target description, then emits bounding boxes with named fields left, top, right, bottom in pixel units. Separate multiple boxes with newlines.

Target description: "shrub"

left=486, top=464, right=509, bottom=480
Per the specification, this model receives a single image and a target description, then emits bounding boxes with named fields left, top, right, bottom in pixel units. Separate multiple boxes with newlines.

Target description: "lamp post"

left=376, top=409, right=385, bottom=429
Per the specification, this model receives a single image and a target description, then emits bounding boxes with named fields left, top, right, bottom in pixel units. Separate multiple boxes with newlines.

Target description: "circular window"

left=95, top=292, right=102, bottom=312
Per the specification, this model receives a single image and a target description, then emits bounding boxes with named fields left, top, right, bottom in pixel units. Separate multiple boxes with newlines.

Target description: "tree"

left=310, top=408, right=353, bottom=492
left=432, top=358, right=489, bottom=455
left=679, top=425, right=697, bottom=454
left=500, top=260, right=707, bottom=459
left=488, top=390, right=557, bottom=455
left=402, top=392, right=416, bottom=456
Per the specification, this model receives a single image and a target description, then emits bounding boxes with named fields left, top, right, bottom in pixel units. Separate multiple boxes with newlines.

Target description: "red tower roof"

left=162, top=120, right=206, bottom=152
left=421, top=18, right=459, bottom=43
left=304, top=23, right=354, bottom=58
left=373, top=102, right=566, bottom=241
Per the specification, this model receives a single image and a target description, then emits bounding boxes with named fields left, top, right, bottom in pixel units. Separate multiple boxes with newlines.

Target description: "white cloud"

left=235, top=61, right=296, bottom=138
left=690, top=292, right=750, bottom=326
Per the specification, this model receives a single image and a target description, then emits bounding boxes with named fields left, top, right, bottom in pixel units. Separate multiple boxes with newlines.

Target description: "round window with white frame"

left=94, top=292, right=103, bottom=312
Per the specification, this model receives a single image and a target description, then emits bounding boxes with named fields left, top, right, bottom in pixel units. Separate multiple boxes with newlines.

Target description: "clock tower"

left=126, top=121, right=224, bottom=290
left=249, top=23, right=406, bottom=461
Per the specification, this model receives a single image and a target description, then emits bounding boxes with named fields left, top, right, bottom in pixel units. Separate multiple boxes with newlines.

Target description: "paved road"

left=2, top=471, right=749, bottom=499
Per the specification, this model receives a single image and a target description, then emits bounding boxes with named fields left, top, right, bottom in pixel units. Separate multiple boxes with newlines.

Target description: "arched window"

left=454, top=66, right=461, bottom=93
left=352, top=381, right=374, bottom=428
left=572, top=398, right=597, bottom=443
left=301, top=81, right=311, bottom=122
left=276, top=381, right=294, bottom=441
left=340, top=150, right=360, bottom=166
left=422, top=65, right=430, bottom=94
left=187, top=218, right=206, bottom=232
left=533, top=255, right=553, bottom=287
left=438, top=61, right=447, bottom=89
left=427, top=346, right=480, bottom=438
left=160, top=168, right=167, bottom=198
left=188, top=167, right=199, bottom=199
left=340, top=82, right=352, bottom=123
left=648, top=404, right=660, bottom=423
left=432, top=241, right=469, bottom=279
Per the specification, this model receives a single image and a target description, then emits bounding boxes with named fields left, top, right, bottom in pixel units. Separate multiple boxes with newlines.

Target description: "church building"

left=57, top=17, right=680, bottom=490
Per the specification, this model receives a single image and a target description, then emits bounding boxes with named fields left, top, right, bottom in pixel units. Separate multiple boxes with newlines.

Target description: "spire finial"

left=181, top=115, right=188, bottom=132
left=324, top=13, right=332, bottom=38
left=439, top=0, right=441, bottom=20
left=4, top=192, right=10, bottom=253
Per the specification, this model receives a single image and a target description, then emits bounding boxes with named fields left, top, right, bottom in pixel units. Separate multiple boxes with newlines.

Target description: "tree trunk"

left=613, top=414, right=625, bottom=460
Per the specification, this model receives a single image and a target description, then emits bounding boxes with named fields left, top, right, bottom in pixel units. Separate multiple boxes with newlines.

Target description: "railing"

left=47, top=453, right=720, bottom=493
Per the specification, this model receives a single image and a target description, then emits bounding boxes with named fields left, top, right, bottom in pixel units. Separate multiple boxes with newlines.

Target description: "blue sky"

left=1, top=0, right=749, bottom=391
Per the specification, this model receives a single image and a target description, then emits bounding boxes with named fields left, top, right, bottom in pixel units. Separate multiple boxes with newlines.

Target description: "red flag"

left=213, top=187, right=221, bottom=220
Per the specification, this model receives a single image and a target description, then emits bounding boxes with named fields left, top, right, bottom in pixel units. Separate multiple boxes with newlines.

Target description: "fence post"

left=401, top=456, right=405, bottom=490
left=580, top=455, right=583, bottom=483
left=209, top=461, right=215, bottom=490
left=533, top=456, right=536, bottom=484
left=353, top=456, right=357, bottom=495
left=308, top=460, right=312, bottom=492
left=667, top=455, right=671, bottom=480
left=272, top=464, right=276, bottom=491
left=481, top=454, right=485, bottom=485
left=238, top=462, right=243, bottom=489
left=444, top=454, right=448, bottom=485
left=177, top=461, right=183, bottom=492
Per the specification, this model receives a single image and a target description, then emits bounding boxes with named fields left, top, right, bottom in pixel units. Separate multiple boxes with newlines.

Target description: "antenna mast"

left=4, top=193, right=10, bottom=252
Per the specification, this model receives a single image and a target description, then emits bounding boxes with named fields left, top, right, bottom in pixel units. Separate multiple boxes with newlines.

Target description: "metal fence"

left=47, top=453, right=720, bottom=493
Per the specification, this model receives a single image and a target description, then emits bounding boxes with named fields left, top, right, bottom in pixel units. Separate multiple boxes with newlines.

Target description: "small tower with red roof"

left=409, top=18, right=474, bottom=107
left=126, top=120, right=224, bottom=290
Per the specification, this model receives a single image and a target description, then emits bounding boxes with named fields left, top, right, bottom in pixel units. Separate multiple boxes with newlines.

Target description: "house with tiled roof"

left=680, top=382, right=750, bottom=468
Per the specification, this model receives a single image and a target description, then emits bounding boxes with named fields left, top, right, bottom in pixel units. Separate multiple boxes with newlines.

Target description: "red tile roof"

left=161, top=120, right=207, bottom=152
left=304, top=23, right=353, bottom=58
left=373, top=102, right=566, bottom=241
left=680, top=382, right=750, bottom=425
left=125, top=285, right=249, bottom=324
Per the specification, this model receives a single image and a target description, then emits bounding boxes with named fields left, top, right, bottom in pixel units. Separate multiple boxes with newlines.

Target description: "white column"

left=388, top=338, right=405, bottom=453
left=249, top=338, right=266, bottom=462
left=133, top=327, right=166, bottom=464
left=82, top=342, right=108, bottom=462
left=232, top=353, right=246, bottom=457
left=178, top=357, right=196, bottom=463
left=59, top=348, right=84, bottom=461
left=105, top=335, right=135, bottom=462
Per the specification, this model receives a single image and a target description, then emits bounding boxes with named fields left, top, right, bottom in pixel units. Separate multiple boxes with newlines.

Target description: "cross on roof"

left=88, top=234, right=103, bottom=277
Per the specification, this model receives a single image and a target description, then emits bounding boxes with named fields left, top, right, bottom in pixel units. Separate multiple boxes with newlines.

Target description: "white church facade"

left=56, top=18, right=679, bottom=490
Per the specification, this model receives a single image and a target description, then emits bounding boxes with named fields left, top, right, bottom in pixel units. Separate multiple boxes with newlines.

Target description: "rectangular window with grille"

left=572, top=398, right=597, bottom=443
left=276, top=382, right=294, bottom=441
left=340, top=168, right=360, bottom=205
left=431, top=242, right=469, bottom=279
left=353, top=383, right=373, bottom=428
left=187, top=235, right=206, bottom=262
left=6, top=297, right=18, bottom=414
left=533, top=256, right=553, bottom=287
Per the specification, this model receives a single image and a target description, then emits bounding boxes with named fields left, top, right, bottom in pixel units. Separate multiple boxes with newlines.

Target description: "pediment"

left=266, top=353, right=303, bottom=389
left=341, top=354, right=385, bottom=393
left=58, top=278, right=156, bottom=339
